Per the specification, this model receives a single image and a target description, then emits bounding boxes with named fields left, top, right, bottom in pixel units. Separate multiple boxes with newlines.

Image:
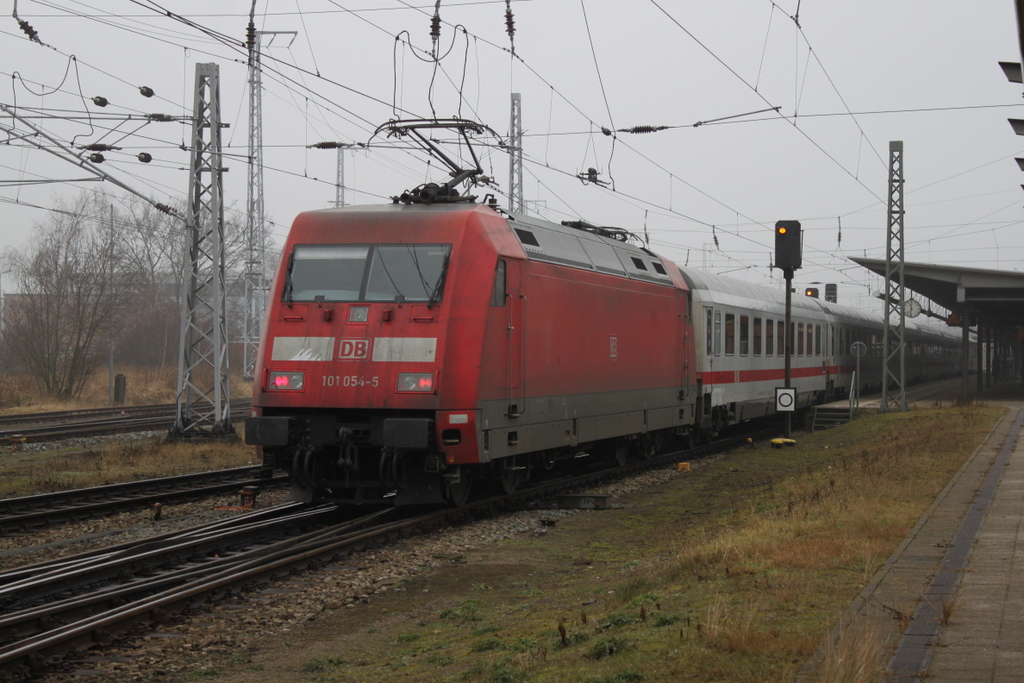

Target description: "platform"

left=806, top=387, right=1024, bottom=681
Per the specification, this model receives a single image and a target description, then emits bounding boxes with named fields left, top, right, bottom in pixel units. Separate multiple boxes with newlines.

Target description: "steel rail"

left=0, top=467, right=285, bottom=534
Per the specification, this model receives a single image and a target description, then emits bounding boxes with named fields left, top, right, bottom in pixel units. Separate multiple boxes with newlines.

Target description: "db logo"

left=338, top=339, right=369, bottom=360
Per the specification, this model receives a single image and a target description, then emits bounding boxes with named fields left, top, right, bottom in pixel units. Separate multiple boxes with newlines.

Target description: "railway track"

left=0, top=402, right=251, bottom=445
left=0, top=467, right=285, bottom=535
left=0, top=426, right=776, bottom=680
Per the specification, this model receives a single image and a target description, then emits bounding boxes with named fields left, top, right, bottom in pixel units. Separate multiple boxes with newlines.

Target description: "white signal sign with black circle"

left=776, top=387, right=797, bottom=413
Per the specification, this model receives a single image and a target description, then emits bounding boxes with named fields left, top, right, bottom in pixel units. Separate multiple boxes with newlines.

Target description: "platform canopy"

left=849, top=258, right=1024, bottom=327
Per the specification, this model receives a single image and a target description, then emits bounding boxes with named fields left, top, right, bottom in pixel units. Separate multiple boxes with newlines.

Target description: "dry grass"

left=0, top=437, right=257, bottom=498
left=0, top=366, right=252, bottom=413
left=817, top=623, right=887, bottom=683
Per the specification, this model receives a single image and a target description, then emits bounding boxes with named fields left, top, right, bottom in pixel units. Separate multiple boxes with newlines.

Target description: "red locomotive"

left=246, top=193, right=961, bottom=506
left=245, top=202, right=698, bottom=504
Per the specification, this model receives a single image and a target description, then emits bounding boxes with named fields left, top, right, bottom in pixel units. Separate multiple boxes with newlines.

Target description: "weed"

left=938, top=594, right=958, bottom=626
left=302, top=657, right=346, bottom=673
left=440, top=599, right=483, bottom=624
left=427, top=654, right=454, bottom=666
left=586, top=674, right=645, bottom=683
left=652, top=613, right=682, bottom=627
left=395, top=633, right=419, bottom=643
left=509, top=636, right=538, bottom=653
left=585, top=636, right=634, bottom=660
left=482, top=659, right=529, bottom=683
left=181, top=669, right=223, bottom=681
left=597, top=613, right=640, bottom=631
left=472, top=582, right=493, bottom=590
left=472, top=637, right=507, bottom=652
left=471, top=623, right=501, bottom=636
left=555, top=631, right=590, bottom=648
left=625, top=592, right=661, bottom=608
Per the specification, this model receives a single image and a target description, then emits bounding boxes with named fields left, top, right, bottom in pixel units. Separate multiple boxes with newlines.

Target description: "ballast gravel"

left=24, top=461, right=707, bottom=683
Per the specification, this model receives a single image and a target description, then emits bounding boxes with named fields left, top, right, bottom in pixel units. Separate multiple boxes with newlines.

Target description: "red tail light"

left=396, top=372, right=434, bottom=393
left=268, top=371, right=305, bottom=391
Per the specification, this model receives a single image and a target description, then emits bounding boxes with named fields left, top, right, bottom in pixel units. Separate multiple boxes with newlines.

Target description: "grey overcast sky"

left=2, top=1, right=1022, bottom=315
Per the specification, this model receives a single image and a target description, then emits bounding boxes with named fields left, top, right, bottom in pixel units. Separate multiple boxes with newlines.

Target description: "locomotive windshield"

left=285, top=244, right=451, bottom=303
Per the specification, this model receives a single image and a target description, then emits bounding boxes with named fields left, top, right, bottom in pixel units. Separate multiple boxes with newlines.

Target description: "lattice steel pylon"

left=243, top=25, right=267, bottom=381
left=171, top=62, right=234, bottom=438
left=507, top=92, right=524, bottom=214
left=880, top=140, right=908, bottom=413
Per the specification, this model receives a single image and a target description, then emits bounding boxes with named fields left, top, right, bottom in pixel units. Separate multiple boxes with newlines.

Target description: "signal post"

left=775, top=221, right=802, bottom=438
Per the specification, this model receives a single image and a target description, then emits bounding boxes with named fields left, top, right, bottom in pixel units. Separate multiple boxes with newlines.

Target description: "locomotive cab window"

left=285, top=243, right=451, bottom=303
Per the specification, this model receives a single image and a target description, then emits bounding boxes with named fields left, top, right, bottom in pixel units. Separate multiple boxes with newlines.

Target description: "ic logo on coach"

left=609, top=335, right=618, bottom=359
left=338, top=339, right=369, bottom=360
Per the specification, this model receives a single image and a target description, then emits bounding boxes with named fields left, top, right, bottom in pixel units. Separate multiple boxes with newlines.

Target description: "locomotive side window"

left=705, top=307, right=713, bottom=355
left=714, top=310, right=722, bottom=355
left=725, top=313, right=735, bottom=355
left=492, top=260, right=507, bottom=307
left=765, top=319, right=774, bottom=355
left=285, top=244, right=451, bottom=303
left=739, top=315, right=749, bottom=355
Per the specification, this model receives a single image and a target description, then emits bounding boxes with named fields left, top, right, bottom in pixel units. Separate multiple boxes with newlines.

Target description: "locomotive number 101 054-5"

left=323, top=375, right=380, bottom=388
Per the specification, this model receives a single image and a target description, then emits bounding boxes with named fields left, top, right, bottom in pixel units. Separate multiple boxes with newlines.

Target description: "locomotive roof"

left=504, top=212, right=677, bottom=287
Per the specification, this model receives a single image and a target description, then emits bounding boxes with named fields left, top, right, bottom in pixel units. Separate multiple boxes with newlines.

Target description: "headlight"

left=268, top=371, right=305, bottom=391
left=396, top=372, right=434, bottom=393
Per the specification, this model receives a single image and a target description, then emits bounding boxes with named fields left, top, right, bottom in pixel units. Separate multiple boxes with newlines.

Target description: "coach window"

left=714, top=310, right=722, bottom=356
left=753, top=318, right=762, bottom=356
left=765, top=319, right=774, bottom=355
left=797, top=323, right=805, bottom=355
left=779, top=320, right=786, bottom=356
left=815, top=325, right=822, bottom=355
left=739, top=315, right=750, bottom=355
left=705, top=307, right=714, bottom=356
left=491, top=260, right=506, bottom=306
left=807, top=324, right=814, bottom=356
left=725, top=313, right=735, bottom=355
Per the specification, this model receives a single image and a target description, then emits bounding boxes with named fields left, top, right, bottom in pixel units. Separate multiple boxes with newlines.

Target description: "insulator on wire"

left=137, top=152, right=153, bottom=163
left=147, top=113, right=173, bottom=122
left=92, top=96, right=108, bottom=107
left=139, top=86, right=155, bottom=98
left=619, top=125, right=668, bottom=134
left=18, top=19, right=41, bottom=44
left=88, top=153, right=105, bottom=163
left=430, top=9, right=441, bottom=50
left=81, top=143, right=121, bottom=152
left=311, top=141, right=343, bottom=149
left=154, top=203, right=172, bottom=214
left=504, top=0, right=515, bottom=53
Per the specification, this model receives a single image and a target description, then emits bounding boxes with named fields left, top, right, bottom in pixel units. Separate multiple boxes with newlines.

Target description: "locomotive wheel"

left=499, top=458, right=528, bottom=495
left=445, top=467, right=473, bottom=506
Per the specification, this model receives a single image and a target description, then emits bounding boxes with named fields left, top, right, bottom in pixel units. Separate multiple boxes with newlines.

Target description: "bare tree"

left=3, top=193, right=134, bottom=399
